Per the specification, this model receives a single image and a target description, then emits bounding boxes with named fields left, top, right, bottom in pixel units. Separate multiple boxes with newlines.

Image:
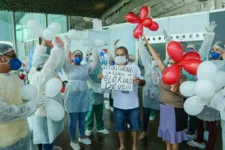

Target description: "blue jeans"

left=68, top=112, right=87, bottom=142
left=114, top=107, right=140, bottom=132
left=42, top=143, right=54, bottom=150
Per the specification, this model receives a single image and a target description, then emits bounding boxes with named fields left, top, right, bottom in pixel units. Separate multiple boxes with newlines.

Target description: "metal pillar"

left=11, top=12, right=18, bottom=54
left=214, top=0, right=222, bottom=9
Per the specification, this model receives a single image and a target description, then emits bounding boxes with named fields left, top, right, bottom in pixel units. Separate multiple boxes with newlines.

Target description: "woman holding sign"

left=143, top=36, right=187, bottom=150
left=63, top=36, right=98, bottom=150
left=99, top=46, right=145, bottom=150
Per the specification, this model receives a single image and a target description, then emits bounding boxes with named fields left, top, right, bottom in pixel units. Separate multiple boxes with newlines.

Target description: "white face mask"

left=152, top=60, right=157, bottom=67
left=115, top=56, right=127, bottom=65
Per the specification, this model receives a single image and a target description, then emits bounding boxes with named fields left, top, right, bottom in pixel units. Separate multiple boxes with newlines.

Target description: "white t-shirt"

left=113, top=62, right=143, bottom=110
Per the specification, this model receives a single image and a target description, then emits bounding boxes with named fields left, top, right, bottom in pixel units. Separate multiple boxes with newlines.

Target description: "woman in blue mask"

left=63, top=36, right=98, bottom=150
left=209, top=41, right=225, bottom=60
left=188, top=40, right=225, bottom=150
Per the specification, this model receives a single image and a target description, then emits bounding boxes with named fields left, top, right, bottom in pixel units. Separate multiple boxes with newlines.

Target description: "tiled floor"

left=55, top=107, right=222, bottom=150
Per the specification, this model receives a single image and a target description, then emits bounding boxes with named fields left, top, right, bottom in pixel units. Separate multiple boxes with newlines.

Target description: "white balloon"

left=180, top=81, right=196, bottom=97
left=67, top=29, right=82, bottom=40
left=42, top=28, right=55, bottom=41
left=21, top=84, right=37, bottom=101
left=93, top=39, right=105, bottom=47
left=45, top=78, right=62, bottom=98
left=45, top=99, right=65, bottom=121
left=27, top=20, right=44, bottom=38
left=197, top=61, right=218, bottom=80
left=82, top=39, right=92, bottom=47
left=48, top=22, right=61, bottom=34
left=195, top=80, right=216, bottom=101
left=211, top=71, right=225, bottom=92
left=184, top=96, right=205, bottom=116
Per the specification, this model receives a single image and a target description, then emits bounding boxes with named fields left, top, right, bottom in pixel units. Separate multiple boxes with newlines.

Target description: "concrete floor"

left=55, top=107, right=223, bottom=150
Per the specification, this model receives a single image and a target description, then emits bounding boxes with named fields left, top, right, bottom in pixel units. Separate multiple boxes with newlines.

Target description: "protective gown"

left=196, top=32, right=221, bottom=122
left=0, top=73, right=36, bottom=150
left=29, top=45, right=64, bottom=144
left=63, top=43, right=98, bottom=113
left=138, top=41, right=161, bottom=110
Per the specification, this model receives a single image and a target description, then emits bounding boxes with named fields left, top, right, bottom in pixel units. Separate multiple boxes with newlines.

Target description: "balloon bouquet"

left=26, top=21, right=65, bottom=121
left=163, top=41, right=202, bottom=85
left=125, top=6, right=159, bottom=39
left=21, top=78, right=65, bottom=121
left=180, top=61, right=225, bottom=116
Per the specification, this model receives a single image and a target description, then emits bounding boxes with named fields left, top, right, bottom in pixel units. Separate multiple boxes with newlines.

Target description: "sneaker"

left=78, top=138, right=92, bottom=145
left=110, top=107, right=114, bottom=112
left=85, top=129, right=92, bottom=136
left=70, top=142, right=80, bottom=150
left=204, top=131, right=209, bottom=141
left=97, top=129, right=109, bottom=135
left=53, top=146, right=62, bottom=150
left=187, top=140, right=205, bottom=149
left=105, top=103, right=110, bottom=109
left=186, top=132, right=195, bottom=140
left=149, top=115, right=155, bottom=121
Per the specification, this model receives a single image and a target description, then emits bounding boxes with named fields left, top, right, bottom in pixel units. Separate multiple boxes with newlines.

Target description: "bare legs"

left=118, top=132, right=137, bottom=150
left=166, top=141, right=179, bottom=150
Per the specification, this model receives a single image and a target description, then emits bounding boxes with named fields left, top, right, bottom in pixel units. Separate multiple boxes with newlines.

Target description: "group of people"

left=0, top=20, right=224, bottom=150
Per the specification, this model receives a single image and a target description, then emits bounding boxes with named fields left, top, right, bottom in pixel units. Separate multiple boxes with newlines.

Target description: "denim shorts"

left=114, top=107, right=140, bottom=132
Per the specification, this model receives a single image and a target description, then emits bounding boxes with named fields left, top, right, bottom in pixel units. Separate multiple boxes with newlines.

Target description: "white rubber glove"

left=32, top=93, right=49, bottom=108
left=162, top=29, right=172, bottom=43
left=205, top=21, right=217, bottom=33
left=64, top=35, right=71, bottom=44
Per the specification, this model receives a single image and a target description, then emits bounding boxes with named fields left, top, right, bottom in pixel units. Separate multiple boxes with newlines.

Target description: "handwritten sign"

left=101, top=65, right=133, bottom=91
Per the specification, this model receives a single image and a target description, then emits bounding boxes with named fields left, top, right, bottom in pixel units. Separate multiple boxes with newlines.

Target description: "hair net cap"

left=213, top=41, right=225, bottom=51
left=72, top=50, right=83, bottom=58
left=186, top=43, right=196, bottom=49
left=0, top=43, right=14, bottom=55
left=33, top=54, right=49, bottom=68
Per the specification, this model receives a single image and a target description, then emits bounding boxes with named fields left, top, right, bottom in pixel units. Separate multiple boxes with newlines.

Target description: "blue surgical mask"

left=73, top=56, right=82, bottom=65
left=210, top=51, right=220, bottom=60
left=9, top=58, right=22, bottom=70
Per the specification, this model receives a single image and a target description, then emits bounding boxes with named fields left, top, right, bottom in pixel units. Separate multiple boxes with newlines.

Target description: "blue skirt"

left=158, top=104, right=188, bottom=144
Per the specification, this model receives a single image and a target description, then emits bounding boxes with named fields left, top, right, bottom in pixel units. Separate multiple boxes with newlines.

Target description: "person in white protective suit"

left=187, top=25, right=225, bottom=150
left=137, top=40, right=162, bottom=140
left=63, top=36, right=98, bottom=150
left=29, top=38, right=65, bottom=150
left=163, top=22, right=217, bottom=142
left=0, top=43, right=48, bottom=150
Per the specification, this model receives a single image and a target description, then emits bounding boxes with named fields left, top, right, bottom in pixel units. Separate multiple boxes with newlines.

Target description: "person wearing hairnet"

left=188, top=41, right=225, bottom=150
left=29, top=38, right=64, bottom=150
left=163, top=22, right=216, bottom=141
left=0, top=43, right=48, bottom=150
left=85, top=50, right=109, bottom=136
left=137, top=40, right=161, bottom=140
left=63, top=36, right=98, bottom=150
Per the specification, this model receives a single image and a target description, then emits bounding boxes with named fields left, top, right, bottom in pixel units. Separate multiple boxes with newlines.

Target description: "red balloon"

left=180, top=59, right=202, bottom=75
left=162, top=64, right=181, bottom=85
left=148, top=22, right=159, bottom=31
left=167, top=41, right=183, bottom=62
left=125, top=13, right=140, bottom=23
left=133, top=24, right=143, bottom=39
left=140, top=6, right=149, bottom=19
left=141, top=18, right=153, bottom=28
left=183, top=52, right=201, bottom=60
